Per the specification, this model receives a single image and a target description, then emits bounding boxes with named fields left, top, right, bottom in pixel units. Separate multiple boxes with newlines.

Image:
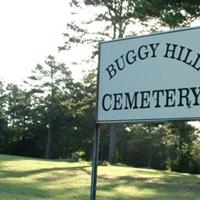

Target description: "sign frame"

left=96, top=26, right=200, bottom=124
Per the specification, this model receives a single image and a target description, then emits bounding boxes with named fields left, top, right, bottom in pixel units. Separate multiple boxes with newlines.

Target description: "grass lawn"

left=0, top=154, right=200, bottom=200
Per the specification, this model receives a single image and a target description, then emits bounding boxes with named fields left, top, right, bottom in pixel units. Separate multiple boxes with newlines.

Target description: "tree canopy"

left=84, top=0, right=200, bottom=28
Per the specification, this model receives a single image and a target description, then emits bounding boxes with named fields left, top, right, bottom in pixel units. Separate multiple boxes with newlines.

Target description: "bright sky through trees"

left=0, top=0, right=199, bottom=85
left=0, top=0, right=69, bottom=84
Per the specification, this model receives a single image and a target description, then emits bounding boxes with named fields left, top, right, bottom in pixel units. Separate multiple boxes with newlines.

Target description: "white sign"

left=97, top=27, right=200, bottom=123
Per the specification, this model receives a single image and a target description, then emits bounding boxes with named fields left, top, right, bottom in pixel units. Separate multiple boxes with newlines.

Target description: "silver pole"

left=90, top=123, right=100, bottom=200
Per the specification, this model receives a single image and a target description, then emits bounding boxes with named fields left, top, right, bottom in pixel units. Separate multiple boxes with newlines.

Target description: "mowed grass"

left=0, top=154, right=200, bottom=200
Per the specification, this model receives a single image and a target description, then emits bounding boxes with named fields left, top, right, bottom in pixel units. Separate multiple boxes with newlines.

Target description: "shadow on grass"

left=1, top=181, right=92, bottom=200
left=1, top=182, right=53, bottom=199
left=96, top=171, right=200, bottom=200
left=1, top=165, right=90, bottom=179
left=1, top=161, right=91, bottom=199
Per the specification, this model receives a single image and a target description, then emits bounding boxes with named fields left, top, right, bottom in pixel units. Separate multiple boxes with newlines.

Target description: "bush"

left=71, top=150, right=85, bottom=162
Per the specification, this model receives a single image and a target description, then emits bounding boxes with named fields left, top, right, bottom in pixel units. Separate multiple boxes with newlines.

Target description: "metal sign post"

left=90, top=123, right=100, bottom=200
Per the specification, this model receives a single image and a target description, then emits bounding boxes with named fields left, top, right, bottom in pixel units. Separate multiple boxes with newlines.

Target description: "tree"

left=62, top=0, right=200, bottom=163
left=59, top=0, right=199, bottom=164
left=27, top=55, right=74, bottom=158
left=133, top=0, right=200, bottom=28
left=1, top=83, right=34, bottom=155
left=0, top=81, right=8, bottom=153
left=191, top=129, right=200, bottom=173
left=117, top=123, right=167, bottom=169
left=162, top=122, right=198, bottom=173
left=69, top=69, right=97, bottom=159
left=62, top=0, right=146, bottom=162
left=0, top=81, right=6, bottom=122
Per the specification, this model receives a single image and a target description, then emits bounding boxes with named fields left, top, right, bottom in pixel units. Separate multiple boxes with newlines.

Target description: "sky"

left=0, top=0, right=76, bottom=84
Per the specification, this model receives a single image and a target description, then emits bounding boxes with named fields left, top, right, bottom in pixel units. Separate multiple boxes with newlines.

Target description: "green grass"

left=0, top=154, right=200, bottom=200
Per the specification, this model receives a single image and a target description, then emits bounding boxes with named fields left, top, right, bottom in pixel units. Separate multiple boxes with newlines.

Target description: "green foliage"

left=83, top=0, right=200, bottom=30
left=116, top=122, right=200, bottom=173
left=0, top=81, right=7, bottom=152
left=1, top=56, right=200, bottom=173
left=63, top=0, right=200, bottom=172
left=117, top=124, right=166, bottom=169
left=76, top=150, right=86, bottom=161
left=133, top=0, right=200, bottom=28
left=0, top=56, right=98, bottom=161
left=26, top=55, right=78, bottom=159
left=162, top=122, right=198, bottom=173
left=1, top=0, right=200, bottom=173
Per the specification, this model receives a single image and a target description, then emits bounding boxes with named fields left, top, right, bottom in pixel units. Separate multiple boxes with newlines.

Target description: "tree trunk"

left=108, top=124, right=118, bottom=163
left=45, top=120, right=52, bottom=159
left=147, top=144, right=152, bottom=168
left=45, top=64, right=54, bottom=159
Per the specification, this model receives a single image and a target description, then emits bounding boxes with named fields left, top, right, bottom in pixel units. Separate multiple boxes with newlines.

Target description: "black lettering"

left=138, top=45, right=149, bottom=60
left=152, top=90, right=164, bottom=108
left=178, top=88, right=191, bottom=107
left=191, top=53, right=200, bottom=71
left=182, top=48, right=193, bottom=66
left=113, top=93, right=123, bottom=110
left=176, top=45, right=186, bottom=61
left=149, top=43, right=160, bottom=57
left=102, top=93, right=112, bottom=111
left=106, top=64, right=117, bottom=80
left=126, top=50, right=137, bottom=65
left=115, top=55, right=126, bottom=70
left=124, top=92, right=138, bottom=109
left=164, top=89, right=176, bottom=107
left=164, top=43, right=177, bottom=59
left=140, top=91, right=150, bottom=108
left=190, top=87, right=200, bottom=106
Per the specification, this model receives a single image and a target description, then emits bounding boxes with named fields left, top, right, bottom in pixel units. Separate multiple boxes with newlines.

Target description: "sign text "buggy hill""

left=106, top=42, right=200, bottom=80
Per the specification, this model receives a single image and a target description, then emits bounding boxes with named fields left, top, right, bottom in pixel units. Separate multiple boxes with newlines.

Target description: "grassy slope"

left=0, top=154, right=200, bottom=200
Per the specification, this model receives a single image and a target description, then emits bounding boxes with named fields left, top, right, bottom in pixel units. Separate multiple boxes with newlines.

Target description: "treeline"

left=0, top=55, right=200, bottom=174
left=0, top=56, right=96, bottom=160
